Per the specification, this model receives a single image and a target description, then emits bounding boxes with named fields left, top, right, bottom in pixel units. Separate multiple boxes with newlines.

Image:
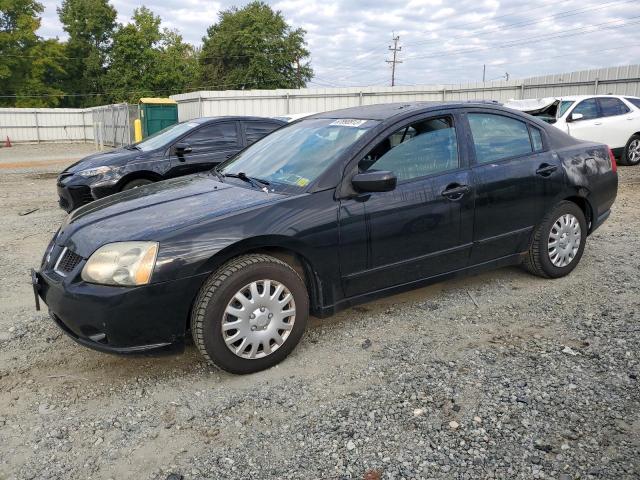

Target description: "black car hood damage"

left=58, top=174, right=287, bottom=257
left=63, top=148, right=141, bottom=173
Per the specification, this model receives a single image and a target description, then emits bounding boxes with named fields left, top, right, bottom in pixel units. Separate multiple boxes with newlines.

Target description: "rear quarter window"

left=599, top=98, right=630, bottom=117
left=468, top=113, right=533, bottom=163
left=624, top=97, right=640, bottom=108
left=244, top=122, right=282, bottom=144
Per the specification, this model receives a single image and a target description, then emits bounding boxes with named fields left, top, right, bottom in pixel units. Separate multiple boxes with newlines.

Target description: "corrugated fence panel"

left=0, top=108, right=89, bottom=143
left=174, top=64, right=640, bottom=120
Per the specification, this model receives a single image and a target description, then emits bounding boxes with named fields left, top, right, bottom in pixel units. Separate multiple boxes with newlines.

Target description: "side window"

left=360, top=116, right=458, bottom=182
left=530, top=126, right=544, bottom=152
left=598, top=98, right=630, bottom=117
left=468, top=113, right=533, bottom=163
left=183, top=123, right=238, bottom=150
left=624, top=97, right=640, bottom=108
left=244, top=121, right=281, bottom=144
left=571, top=98, right=600, bottom=120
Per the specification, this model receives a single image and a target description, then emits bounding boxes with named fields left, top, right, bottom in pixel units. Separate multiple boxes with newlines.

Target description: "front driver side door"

left=167, top=121, right=241, bottom=177
left=566, top=98, right=606, bottom=144
left=338, top=112, right=474, bottom=298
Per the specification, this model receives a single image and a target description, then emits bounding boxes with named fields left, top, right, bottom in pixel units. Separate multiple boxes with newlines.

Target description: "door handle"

left=536, top=164, right=558, bottom=176
left=594, top=122, right=603, bottom=126
left=441, top=184, right=470, bottom=200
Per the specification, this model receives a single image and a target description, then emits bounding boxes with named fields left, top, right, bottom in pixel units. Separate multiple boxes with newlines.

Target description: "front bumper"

left=33, top=268, right=208, bottom=355
left=57, top=183, right=94, bottom=212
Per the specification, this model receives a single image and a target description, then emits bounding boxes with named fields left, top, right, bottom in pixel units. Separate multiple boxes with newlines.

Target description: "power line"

left=386, top=34, right=402, bottom=87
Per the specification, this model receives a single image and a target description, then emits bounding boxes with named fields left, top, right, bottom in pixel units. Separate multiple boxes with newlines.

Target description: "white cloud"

left=37, top=0, right=640, bottom=87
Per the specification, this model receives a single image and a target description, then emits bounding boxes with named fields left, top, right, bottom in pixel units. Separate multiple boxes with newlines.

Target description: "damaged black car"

left=34, top=102, right=617, bottom=374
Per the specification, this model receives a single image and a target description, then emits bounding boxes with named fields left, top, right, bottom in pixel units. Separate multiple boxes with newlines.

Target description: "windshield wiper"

left=224, top=172, right=270, bottom=190
left=212, top=169, right=225, bottom=182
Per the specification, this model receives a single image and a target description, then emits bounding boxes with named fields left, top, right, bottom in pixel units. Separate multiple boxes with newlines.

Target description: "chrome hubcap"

left=222, top=279, right=295, bottom=359
left=628, top=139, right=640, bottom=163
left=548, top=213, right=581, bottom=268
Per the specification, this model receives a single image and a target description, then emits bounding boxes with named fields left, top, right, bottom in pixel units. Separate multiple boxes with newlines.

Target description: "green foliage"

left=57, top=0, right=117, bottom=106
left=0, top=0, right=44, bottom=106
left=103, top=7, right=200, bottom=103
left=0, top=0, right=313, bottom=107
left=200, top=1, right=313, bottom=90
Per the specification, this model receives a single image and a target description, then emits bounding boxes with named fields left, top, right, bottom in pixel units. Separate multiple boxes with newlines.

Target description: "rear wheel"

left=191, top=254, right=309, bottom=374
left=524, top=201, right=587, bottom=278
left=121, top=178, right=154, bottom=191
left=620, top=134, right=640, bottom=166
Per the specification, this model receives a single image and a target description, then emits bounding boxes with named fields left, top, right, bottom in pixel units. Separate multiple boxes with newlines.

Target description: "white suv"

left=506, top=95, right=640, bottom=165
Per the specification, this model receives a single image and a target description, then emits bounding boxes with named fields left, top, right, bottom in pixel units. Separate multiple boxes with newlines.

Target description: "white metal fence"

left=0, top=103, right=136, bottom=147
left=2, top=64, right=639, bottom=144
left=172, top=64, right=640, bottom=121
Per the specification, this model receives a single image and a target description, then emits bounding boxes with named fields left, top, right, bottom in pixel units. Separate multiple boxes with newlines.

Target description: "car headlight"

left=77, top=166, right=112, bottom=177
left=81, top=242, right=158, bottom=286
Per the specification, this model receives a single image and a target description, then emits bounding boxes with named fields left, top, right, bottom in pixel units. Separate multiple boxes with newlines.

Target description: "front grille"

left=54, top=248, right=83, bottom=275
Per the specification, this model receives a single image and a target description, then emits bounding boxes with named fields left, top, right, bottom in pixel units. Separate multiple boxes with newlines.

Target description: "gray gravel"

left=0, top=144, right=638, bottom=479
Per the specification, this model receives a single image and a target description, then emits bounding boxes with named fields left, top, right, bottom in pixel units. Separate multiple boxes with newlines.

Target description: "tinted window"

left=571, top=98, right=599, bottom=120
left=599, top=97, right=630, bottom=117
left=625, top=97, right=640, bottom=108
left=245, top=121, right=281, bottom=144
left=136, top=122, right=198, bottom=152
left=184, top=123, right=238, bottom=149
left=363, top=117, right=458, bottom=181
left=468, top=113, right=532, bottom=163
left=530, top=126, right=544, bottom=152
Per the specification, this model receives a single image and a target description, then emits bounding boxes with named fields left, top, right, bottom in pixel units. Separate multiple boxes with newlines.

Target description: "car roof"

left=547, top=94, right=640, bottom=101
left=310, top=101, right=507, bottom=121
left=191, top=116, right=286, bottom=124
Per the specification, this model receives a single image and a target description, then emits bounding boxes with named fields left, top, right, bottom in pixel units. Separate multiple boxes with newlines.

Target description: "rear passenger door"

left=466, top=111, right=564, bottom=265
left=596, top=97, right=632, bottom=149
left=241, top=120, right=283, bottom=147
left=168, top=121, right=241, bottom=176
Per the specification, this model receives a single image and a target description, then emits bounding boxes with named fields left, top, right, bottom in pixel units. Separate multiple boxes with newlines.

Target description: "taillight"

left=609, top=148, right=617, bottom=173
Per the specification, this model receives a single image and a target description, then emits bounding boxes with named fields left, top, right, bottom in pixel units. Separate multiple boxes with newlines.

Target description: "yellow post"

left=134, top=118, right=143, bottom=142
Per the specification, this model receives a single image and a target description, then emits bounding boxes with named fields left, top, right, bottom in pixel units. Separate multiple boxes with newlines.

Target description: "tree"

left=200, top=1, right=313, bottom=90
left=15, top=39, right=67, bottom=107
left=103, top=7, right=200, bottom=103
left=0, top=0, right=43, bottom=106
left=57, top=0, right=117, bottom=106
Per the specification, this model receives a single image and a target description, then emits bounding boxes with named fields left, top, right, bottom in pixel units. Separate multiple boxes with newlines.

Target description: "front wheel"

left=524, top=201, right=587, bottom=278
left=620, top=134, right=640, bottom=166
left=191, top=254, right=309, bottom=374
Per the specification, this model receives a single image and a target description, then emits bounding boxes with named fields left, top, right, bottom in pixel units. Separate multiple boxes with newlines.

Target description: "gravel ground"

left=0, top=144, right=638, bottom=480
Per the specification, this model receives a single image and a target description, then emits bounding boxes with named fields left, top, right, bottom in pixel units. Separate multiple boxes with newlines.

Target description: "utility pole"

left=386, top=34, right=402, bottom=87
left=482, top=64, right=486, bottom=82
left=505, top=72, right=510, bottom=81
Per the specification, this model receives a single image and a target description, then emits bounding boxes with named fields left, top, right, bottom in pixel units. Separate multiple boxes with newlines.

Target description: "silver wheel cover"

left=548, top=213, right=581, bottom=268
left=222, top=279, right=296, bottom=359
left=628, top=139, right=640, bottom=163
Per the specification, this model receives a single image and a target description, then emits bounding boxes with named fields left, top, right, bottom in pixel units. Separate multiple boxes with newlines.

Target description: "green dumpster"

left=138, top=98, right=178, bottom=138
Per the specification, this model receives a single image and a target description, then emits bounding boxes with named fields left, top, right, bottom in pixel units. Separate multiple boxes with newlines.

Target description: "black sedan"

left=56, top=116, right=285, bottom=212
left=34, top=102, right=618, bottom=374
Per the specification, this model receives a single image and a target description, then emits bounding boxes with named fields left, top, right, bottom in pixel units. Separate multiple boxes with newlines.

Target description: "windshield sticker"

left=296, top=177, right=310, bottom=187
left=330, top=119, right=368, bottom=127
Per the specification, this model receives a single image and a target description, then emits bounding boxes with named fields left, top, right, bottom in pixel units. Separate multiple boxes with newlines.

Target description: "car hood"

left=62, top=147, right=141, bottom=173
left=504, top=97, right=559, bottom=113
left=57, top=174, right=287, bottom=257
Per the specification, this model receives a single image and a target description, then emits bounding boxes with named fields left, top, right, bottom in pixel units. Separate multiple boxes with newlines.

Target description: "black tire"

left=191, top=254, right=309, bottom=374
left=619, top=133, right=640, bottom=166
left=121, top=178, right=154, bottom=191
left=524, top=201, right=587, bottom=279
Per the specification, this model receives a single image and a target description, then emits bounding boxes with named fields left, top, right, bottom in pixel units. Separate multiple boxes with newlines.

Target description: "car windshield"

left=134, top=122, right=199, bottom=152
left=219, top=118, right=379, bottom=190
left=558, top=101, right=575, bottom=118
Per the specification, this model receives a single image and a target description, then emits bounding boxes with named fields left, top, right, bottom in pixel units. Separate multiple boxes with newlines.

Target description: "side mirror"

left=175, top=142, right=192, bottom=154
left=567, top=112, right=584, bottom=122
left=352, top=170, right=397, bottom=193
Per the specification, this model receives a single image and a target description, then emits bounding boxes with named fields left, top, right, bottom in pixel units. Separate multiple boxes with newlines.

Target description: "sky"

left=37, top=0, right=640, bottom=88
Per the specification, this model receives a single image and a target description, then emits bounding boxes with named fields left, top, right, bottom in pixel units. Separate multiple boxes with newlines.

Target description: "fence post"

left=359, top=91, right=363, bottom=106
left=521, top=83, right=525, bottom=99
left=442, top=88, right=446, bottom=101
left=285, top=93, right=290, bottom=114
left=594, top=78, right=599, bottom=94
left=198, top=92, right=203, bottom=117
left=34, top=110, right=40, bottom=143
